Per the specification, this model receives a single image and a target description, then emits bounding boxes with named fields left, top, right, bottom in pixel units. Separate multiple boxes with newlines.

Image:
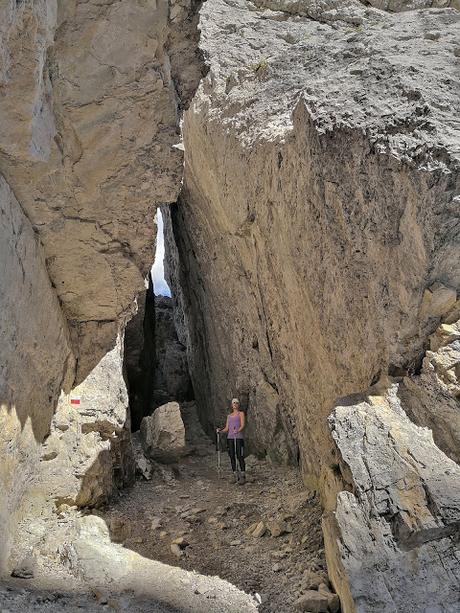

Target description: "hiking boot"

left=238, top=472, right=246, bottom=485
left=231, top=472, right=239, bottom=484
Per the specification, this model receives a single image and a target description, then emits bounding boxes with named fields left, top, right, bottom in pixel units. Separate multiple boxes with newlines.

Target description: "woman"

left=217, top=398, right=246, bottom=484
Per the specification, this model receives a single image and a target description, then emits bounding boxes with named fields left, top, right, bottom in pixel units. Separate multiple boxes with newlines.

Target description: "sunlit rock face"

left=0, top=0, right=202, bottom=574
left=166, top=0, right=459, bottom=464
left=0, top=0, right=202, bottom=382
left=164, top=0, right=460, bottom=607
left=0, top=174, right=74, bottom=573
left=323, top=384, right=460, bottom=613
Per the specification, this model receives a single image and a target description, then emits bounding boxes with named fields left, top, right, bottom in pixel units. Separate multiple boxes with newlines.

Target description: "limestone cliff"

left=166, top=0, right=459, bottom=463
left=0, top=174, right=74, bottom=572
left=164, top=0, right=460, bottom=608
left=0, top=0, right=202, bottom=573
left=0, top=0, right=202, bottom=381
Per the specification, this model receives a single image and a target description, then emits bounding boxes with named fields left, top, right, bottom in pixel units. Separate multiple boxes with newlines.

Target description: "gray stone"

left=294, top=591, right=329, bottom=612
left=37, top=337, right=135, bottom=509
left=140, top=402, right=186, bottom=463
left=162, top=2, right=460, bottom=609
left=164, top=0, right=460, bottom=475
left=323, top=384, right=460, bottom=613
left=10, top=555, right=35, bottom=580
left=399, top=320, right=460, bottom=464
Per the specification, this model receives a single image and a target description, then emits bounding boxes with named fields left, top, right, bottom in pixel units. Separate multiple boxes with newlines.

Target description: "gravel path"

left=1, top=407, right=327, bottom=612
left=101, top=442, right=326, bottom=612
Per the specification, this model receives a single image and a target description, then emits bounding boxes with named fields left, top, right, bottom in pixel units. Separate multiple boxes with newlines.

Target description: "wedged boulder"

left=140, top=402, right=186, bottom=463
left=323, top=385, right=460, bottom=613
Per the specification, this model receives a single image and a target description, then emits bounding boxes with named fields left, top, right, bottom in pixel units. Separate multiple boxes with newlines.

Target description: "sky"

left=151, top=209, right=172, bottom=297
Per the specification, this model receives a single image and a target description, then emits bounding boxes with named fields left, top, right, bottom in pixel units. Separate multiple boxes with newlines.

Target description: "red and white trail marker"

left=69, top=396, right=81, bottom=405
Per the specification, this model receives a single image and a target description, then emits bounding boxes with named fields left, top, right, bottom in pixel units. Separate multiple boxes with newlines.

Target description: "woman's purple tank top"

left=228, top=412, right=244, bottom=439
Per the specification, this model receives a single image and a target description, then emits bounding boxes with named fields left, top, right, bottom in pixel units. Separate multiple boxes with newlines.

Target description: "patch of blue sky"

left=151, top=209, right=171, bottom=297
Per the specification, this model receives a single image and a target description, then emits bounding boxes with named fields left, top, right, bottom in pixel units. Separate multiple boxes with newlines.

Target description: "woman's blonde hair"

left=231, top=398, right=240, bottom=405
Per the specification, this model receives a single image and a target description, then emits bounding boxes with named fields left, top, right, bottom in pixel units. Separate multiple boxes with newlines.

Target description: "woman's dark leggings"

left=228, top=438, right=245, bottom=472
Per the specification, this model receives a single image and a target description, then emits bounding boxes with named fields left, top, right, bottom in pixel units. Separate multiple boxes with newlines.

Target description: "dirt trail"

left=1, top=405, right=327, bottom=612
left=100, top=406, right=327, bottom=612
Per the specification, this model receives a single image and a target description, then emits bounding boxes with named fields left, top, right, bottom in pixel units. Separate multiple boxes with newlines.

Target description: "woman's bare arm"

left=237, top=411, right=245, bottom=432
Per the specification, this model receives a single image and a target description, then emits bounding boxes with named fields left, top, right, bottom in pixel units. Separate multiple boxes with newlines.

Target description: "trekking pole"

left=216, top=430, right=222, bottom=479
left=234, top=435, right=240, bottom=482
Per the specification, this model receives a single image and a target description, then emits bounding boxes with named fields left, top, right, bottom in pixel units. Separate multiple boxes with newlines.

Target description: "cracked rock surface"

left=324, top=383, right=460, bottom=612
left=0, top=0, right=202, bottom=381
left=166, top=0, right=460, bottom=467
left=0, top=0, right=202, bottom=574
left=164, top=0, right=460, bottom=608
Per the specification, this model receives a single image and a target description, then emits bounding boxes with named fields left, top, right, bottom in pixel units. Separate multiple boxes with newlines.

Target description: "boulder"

left=399, top=319, right=460, bottom=464
left=140, top=402, right=186, bottom=463
left=37, top=336, right=135, bottom=509
left=323, top=384, right=460, bottom=613
left=10, top=555, right=35, bottom=580
left=249, top=521, right=267, bottom=538
left=294, top=591, right=329, bottom=612
left=267, top=520, right=292, bottom=538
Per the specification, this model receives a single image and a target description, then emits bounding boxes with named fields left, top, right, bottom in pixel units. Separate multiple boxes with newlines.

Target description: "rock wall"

left=37, top=336, right=135, bottom=511
left=124, top=277, right=193, bottom=431
left=0, top=0, right=202, bottom=575
left=166, top=0, right=460, bottom=465
left=399, top=319, right=460, bottom=464
left=0, top=0, right=202, bottom=380
left=164, top=0, right=460, bottom=607
left=323, top=383, right=460, bottom=612
left=0, top=175, right=75, bottom=573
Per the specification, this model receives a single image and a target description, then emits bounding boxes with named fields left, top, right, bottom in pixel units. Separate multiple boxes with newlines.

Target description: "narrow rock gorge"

left=1, top=0, right=459, bottom=611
